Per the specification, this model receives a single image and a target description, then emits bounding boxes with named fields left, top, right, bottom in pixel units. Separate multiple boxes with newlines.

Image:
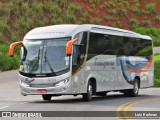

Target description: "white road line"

left=19, top=102, right=28, bottom=105
left=0, top=106, right=9, bottom=110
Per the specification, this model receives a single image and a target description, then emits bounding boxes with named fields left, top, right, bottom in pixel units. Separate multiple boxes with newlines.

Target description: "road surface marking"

left=116, top=97, right=160, bottom=120
left=19, top=102, right=29, bottom=105
left=0, top=106, right=9, bottom=110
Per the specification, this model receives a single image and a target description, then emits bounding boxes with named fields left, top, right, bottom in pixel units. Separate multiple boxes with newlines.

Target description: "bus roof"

left=24, top=24, right=152, bottom=40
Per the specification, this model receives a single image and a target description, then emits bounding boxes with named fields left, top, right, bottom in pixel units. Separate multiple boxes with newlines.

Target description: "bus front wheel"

left=42, top=95, right=52, bottom=100
left=82, top=81, right=93, bottom=101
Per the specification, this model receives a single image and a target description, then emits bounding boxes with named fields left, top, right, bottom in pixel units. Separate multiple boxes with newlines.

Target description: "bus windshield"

left=20, top=38, right=70, bottom=76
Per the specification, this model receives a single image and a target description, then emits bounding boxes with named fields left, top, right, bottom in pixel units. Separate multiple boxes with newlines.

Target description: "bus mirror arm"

left=66, top=38, right=78, bottom=56
left=8, top=41, right=23, bottom=57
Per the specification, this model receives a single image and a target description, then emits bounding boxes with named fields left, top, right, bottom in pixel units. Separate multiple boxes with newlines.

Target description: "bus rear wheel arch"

left=123, top=77, right=140, bottom=97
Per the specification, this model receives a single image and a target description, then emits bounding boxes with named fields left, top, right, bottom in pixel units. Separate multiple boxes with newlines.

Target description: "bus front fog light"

left=21, top=81, right=30, bottom=87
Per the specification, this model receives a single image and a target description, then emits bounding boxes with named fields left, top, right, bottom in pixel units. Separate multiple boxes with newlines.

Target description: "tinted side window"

left=123, top=37, right=152, bottom=56
left=108, top=35, right=125, bottom=55
left=88, top=33, right=125, bottom=56
left=88, top=32, right=152, bottom=57
left=88, top=33, right=112, bottom=54
left=124, top=37, right=138, bottom=56
left=136, top=39, right=152, bottom=56
left=80, top=32, right=88, bottom=55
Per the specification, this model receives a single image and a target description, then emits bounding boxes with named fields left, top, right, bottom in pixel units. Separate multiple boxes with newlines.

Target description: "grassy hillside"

left=0, top=0, right=160, bottom=44
left=75, top=0, right=160, bottom=29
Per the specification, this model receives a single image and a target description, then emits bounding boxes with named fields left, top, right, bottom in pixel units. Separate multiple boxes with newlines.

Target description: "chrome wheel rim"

left=134, top=81, right=139, bottom=94
left=88, top=84, right=93, bottom=96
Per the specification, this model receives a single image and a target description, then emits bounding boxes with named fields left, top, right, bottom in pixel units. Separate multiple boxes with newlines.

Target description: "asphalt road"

left=0, top=70, right=160, bottom=120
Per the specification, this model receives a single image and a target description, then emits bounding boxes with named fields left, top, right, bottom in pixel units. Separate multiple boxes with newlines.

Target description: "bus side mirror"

left=8, top=41, right=23, bottom=57
left=66, top=38, right=78, bottom=56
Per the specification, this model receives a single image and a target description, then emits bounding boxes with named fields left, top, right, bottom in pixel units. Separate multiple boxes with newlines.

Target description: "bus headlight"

left=21, top=81, right=30, bottom=87
left=55, top=78, right=69, bottom=87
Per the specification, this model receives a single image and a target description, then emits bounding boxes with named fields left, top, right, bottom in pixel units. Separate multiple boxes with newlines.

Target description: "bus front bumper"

left=19, top=81, right=72, bottom=95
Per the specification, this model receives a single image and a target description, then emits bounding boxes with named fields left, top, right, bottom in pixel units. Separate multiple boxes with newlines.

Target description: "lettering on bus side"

left=94, top=61, right=115, bottom=69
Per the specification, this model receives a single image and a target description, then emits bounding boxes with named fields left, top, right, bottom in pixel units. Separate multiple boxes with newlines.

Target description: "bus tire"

left=42, top=95, right=52, bottom=100
left=124, top=79, right=139, bottom=97
left=83, top=81, right=93, bottom=101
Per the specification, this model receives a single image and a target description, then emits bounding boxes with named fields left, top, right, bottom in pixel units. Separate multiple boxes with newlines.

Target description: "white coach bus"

left=9, top=24, right=154, bottom=101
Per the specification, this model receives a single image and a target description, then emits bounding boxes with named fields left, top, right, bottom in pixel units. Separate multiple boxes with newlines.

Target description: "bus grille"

left=30, top=84, right=54, bottom=88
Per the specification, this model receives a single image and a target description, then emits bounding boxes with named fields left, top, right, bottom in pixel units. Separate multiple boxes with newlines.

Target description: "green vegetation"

left=108, top=9, right=117, bottom=15
left=119, top=8, right=127, bottom=16
left=133, top=28, right=160, bottom=39
left=91, top=18, right=100, bottom=24
left=104, top=1, right=115, bottom=8
left=129, top=18, right=138, bottom=29
left=146, top=3, right=155, bottom=14
left=155, top=15, right=160, bottom=24
left=153, top=40, right=160, bottom=47
left=141, top=21, right=151, bottom=28
left=130, top=3, right=140, bottom=15
left=88, top=0, right=99, bottom=4
left=154, top=54, right=160, bottom=61
left=0, top=45, right=19, bottom=71
left=103, top=16, right=114, bottom=21
left=155, top=79, right=160, bottom=87
left=154, top=55, right=160, bottom=86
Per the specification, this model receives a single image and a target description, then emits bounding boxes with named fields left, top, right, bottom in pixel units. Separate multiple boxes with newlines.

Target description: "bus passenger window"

left=72, top=45, right=81, bottom=65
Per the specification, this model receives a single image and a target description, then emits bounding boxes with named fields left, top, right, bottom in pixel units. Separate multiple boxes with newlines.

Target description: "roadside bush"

left=119, top=8, right=127, bottom=16
left=91, top=18, right=100, bottom=24
left=141, top=21, right=151, bottom=28
left=32, top=1, right=43, bottom=15
left=153, top=40, right=160, bottom=47
left=154, top=61, right=160, bottom=84
left=103, top=16, right=114, bottom=21
left=155, top=16, right=160, bottom=24
left=88, top=0, right=98, bottom=4
left=133, top=28, right=160, bottom=39
left=154, top=79, right=160, bottom=87
left=103, top=1, right=115, bottom=8
left=64, top=13, right=76, bottom=23
left=0, top=2, right=12, bottom=17
left=130, top=3, right=140, bottom=15
left=146, top=3, right=155, bottom=14
left=129, top=18, right=138, bottom=29
left=0, top=55, right=19, bottom=71
left=108, top=9, right=117, bottom=15
left=154, top=54, right=160, bottom=86
left=0, top=45, right=19, bottom=71
left=68, top=3, right=81, bottom=13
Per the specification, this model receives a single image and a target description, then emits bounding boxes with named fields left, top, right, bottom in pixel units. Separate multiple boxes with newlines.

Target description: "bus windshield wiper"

left=44, top=48, right=56, bottom=76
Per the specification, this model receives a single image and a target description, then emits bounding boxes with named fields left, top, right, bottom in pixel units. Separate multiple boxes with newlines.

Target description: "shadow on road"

left=28, top=94, right=160, bottom=105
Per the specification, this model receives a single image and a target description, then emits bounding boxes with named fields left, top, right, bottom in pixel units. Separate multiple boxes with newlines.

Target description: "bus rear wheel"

left=83, top=81, right=93, bottom=101
left=124, top=79, right=139, bottom=97
left=42, top=95, right=52, bottom=100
